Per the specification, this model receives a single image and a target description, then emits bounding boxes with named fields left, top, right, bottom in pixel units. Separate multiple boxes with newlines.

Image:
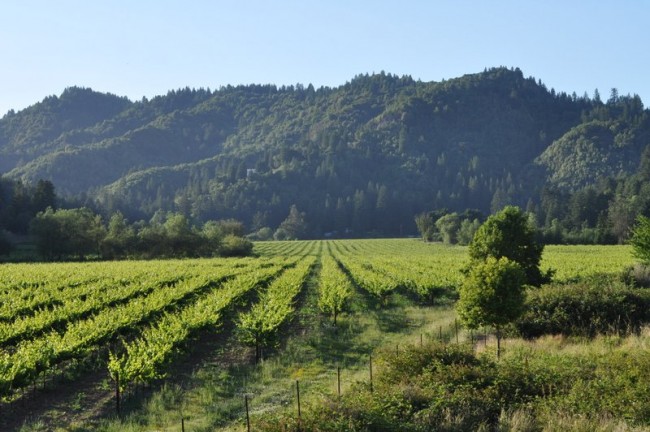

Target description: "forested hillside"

left=1, top=67, right=649, bottom=238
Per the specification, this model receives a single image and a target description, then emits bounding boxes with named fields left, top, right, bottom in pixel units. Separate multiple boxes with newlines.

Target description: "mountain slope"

left=1, top=68, right=648, bottom=235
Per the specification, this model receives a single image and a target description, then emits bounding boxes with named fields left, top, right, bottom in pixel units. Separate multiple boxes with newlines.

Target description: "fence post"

left=296, top=380, right=301, bottom=419
left=369, top=355, right=374, bottom=393
left=455, top=319, right=459, bottom=344
left=337, top=366, right=341, bottom=398
left=115, top=372, right=121, bottom=415
left=245, top=394, right=251, bottom=432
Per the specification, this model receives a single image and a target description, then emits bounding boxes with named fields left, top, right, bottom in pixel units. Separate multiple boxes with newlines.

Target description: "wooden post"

left=296, top=380, right=301, bottom=419
left=245, top=395, right=251, bottom=432
left=496, top=326, right=501, bottom=359
left=420, top=333, right=423, bottom=347
left=337, top=366, right=341, bottom=398
left=369, top=355, right=373, bottom=393
left=181, top=417, right=185, bottom=432
left=455, top=319, right=459, bottom=344
left=115, top=372, right=121, bottom=415
left=439, top=325, right=442, bottom=341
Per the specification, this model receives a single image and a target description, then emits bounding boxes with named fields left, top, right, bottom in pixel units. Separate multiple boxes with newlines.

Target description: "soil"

left=0, top=315, right=254, bottom=432
left=1, top=257, right=321, bottom=431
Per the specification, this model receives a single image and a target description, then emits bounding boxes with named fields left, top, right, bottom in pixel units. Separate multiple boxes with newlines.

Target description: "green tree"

left=30, top=207, right=105, bottom=260
left=457, top=256, right=526, bottom=358
left=219, top=234, right=253, bottom=257
left=414, top=212, right=436, bottom=242
left=608, top=195, right=637, bottom=244
left=215, top=218, right=245, bottom=237
left=436, top=213, right=461, bottom=244
left=469, top=206, right=549, bottom=287
left=100, top=211, right=136, bottom=259
left=163, top=213, right=202, bottom=257
left=630, top=215, right=650, bottom=264
left=457, top=218, right=481, bottom=245
left=200, top=220, right=223, bottom=255
left=276, top=205, right=308, bottom=240
left=31, top=179, right=57, bottom=213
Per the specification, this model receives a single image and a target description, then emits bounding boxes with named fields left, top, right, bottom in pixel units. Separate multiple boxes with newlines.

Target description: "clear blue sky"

left=1, top=1, right=648, bottom=115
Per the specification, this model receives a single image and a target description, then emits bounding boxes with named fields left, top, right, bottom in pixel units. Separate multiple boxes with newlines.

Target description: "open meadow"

left=2, top=239, right=648, bottom=431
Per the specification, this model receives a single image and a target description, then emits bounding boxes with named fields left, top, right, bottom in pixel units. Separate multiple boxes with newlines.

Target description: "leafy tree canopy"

left=630, top=215, right=650, bottom=264
left=457, top=256, right=526, bottom=330
left=457, top=256, right=526, bottom=357
left=469, top=206, right=549, bottom=286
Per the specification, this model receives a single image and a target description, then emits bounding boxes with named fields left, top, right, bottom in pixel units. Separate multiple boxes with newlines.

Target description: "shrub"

left=517, top=279, right=650, bottom=338
left=622, top=263, right=650, bottom=288
left=254, top=341, right=650, bottom=431
left=219, top=235, right=253, bottom=257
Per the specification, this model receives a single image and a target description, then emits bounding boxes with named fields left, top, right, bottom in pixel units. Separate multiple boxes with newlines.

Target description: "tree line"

left=0, top=177, right=318, bottom=261
left=415, top=144, right=650, bottom=246
left=0, top=178, right=255, bottom=260
left=29, top=208, right=253, bottom=260
left=3, top=68, right=648, bottom=240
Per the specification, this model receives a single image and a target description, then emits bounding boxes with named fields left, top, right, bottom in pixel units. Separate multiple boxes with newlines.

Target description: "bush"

left=517, top=278, right=650, bottom=338
left=254, top=341, right=650, bottom=431
left=219, top=235, right=253, bottom=257
left=623, top=263, right=650, bottom=288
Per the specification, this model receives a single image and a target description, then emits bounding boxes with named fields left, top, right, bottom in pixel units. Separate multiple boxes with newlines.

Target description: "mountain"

left=1, top=68, right=648, bottom=236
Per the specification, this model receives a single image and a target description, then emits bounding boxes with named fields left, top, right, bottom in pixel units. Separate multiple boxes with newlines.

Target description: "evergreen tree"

left=630, top=215, right=650, bottom=264
left=276, top=205, right=308, bottom=240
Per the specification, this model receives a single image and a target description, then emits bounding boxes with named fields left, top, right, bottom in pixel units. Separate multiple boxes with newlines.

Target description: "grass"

left=7, top=240, right=644, bottom=431
left=77, top=264, right=459, bottom=432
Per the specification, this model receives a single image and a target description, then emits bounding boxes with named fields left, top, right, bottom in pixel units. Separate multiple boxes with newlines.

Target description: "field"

left=0, top=240, right=639, bottom=431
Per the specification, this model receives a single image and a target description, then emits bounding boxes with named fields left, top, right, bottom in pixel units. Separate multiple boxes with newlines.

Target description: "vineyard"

left=0, top=240, right=635, bottom=431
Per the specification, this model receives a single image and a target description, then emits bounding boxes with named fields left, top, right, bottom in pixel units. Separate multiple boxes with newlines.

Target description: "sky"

left=1, top=1, right=648, bottom=115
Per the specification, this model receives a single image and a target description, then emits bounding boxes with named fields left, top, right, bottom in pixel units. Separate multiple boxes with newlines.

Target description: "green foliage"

left=248, top=226, right=273, bottom=241
left=214, top=218, right=245, bottom=237
left=258, top=335, right=650, bottom=431
left=276, top=205, right=308, bottom=240
left=517, top=278, right=650, bottom=337
left=630, top=215, right=650, bottom=264
left=457, top=256, right=526, bottom=330
left=30, top=207, right=105, bottom=260
left=0, top=239, right=646, bottom=429
left=100, top=211, right=136, bottom=259
left=317, top=254, right=352, bottom=323
left=5, top=67, right=647, bottom=240
left=414, top=212, right=437, bottom=241
left=469, top=206, right=549, bottom=286
left=237, top=257, right=315, bottom=361
left=27, top=205, right=253, bottom=261
left=219, top=234, right=253, bottom=257
left=457, top=218, right=481, bottom=245
left=435, top=213, right=461, bottom=244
